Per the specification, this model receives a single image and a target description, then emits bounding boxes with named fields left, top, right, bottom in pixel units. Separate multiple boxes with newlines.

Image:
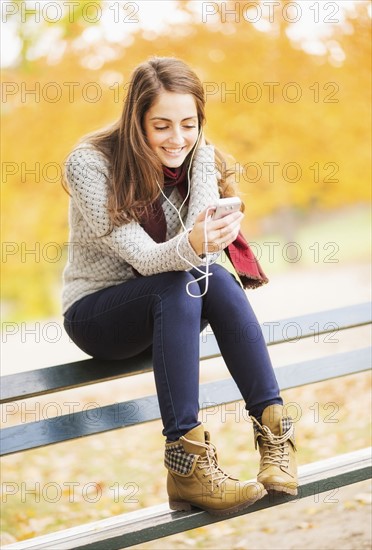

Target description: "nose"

left=168, top=126, right=184, bottom=145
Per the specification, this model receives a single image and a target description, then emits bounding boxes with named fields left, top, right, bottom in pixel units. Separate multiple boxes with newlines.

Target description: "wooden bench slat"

left=1, top=302, right=370, bottom=404
left=1, top=347, right=370, bottom=456
left=3, top=447, right=371, bottom=550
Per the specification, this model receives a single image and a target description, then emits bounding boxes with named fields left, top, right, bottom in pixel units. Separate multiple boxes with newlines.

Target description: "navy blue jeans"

left=63, top=264, right=282, bottom=440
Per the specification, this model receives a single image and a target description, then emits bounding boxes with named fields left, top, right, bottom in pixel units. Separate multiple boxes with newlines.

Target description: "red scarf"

left=140, top=164, right=268, bottom=289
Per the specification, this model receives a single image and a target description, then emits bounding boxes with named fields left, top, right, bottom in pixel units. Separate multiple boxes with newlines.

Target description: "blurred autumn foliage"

left=1, top=0, right=371, bottom=320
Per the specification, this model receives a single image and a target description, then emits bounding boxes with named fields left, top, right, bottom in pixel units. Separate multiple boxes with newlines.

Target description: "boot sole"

left=264, top=484, right=298, bottom=496
left=169, top=488, right=267, bottom=517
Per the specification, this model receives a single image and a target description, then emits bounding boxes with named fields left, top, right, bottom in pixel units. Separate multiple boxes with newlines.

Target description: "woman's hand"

left=188, top=207, right=244, bottom=256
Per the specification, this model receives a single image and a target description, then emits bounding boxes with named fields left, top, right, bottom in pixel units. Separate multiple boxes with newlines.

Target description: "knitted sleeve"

left=65, top=145, right=219, bottom=276
left=185, top=144, right=220, bottom=229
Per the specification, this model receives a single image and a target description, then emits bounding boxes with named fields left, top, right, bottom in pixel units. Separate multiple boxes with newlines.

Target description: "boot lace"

left=251, top=417, right=294, bottom=468
left=181, top=437, right=230, bottom=491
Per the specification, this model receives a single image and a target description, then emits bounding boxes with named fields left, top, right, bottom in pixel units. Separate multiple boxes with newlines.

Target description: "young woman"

left=62, top=56, right=298, bottom=517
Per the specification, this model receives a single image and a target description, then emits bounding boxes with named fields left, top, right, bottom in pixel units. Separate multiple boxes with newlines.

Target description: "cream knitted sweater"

left=62, top=144, right=220, bottom=314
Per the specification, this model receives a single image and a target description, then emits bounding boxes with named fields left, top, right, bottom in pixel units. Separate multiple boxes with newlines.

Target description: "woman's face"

left=143, top=91, right=200, bottom=168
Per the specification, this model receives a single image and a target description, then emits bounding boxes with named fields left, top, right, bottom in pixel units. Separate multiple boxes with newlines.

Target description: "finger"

left=212, top=216, right=242, bottom=238
left=195, top=206, right=216, bottom=223
left=222, top=227, right=241, bottom=248
left=209, top=211, right=243, bottom=230
left=209, top=220, right=241, bottom=247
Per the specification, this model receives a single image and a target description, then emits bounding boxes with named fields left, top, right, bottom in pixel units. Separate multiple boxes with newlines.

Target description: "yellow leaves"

left=260, top=526, right=276, bottom=534
left=342, top=500, right=358, bottom=511
left=2, top=4, right=371, bottom=321
left=296, top=521, right=314, bottom=530
left=305, top=506, right=319, bottom=516
left=355, top=493, right=372, bottom=505
left=18, top=531, right=37, bottom=542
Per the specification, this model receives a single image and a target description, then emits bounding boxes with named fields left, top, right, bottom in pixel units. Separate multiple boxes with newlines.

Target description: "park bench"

left=1, top=301, right=371, bottom=549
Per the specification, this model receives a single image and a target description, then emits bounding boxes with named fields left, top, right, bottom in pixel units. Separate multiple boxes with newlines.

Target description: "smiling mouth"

left=162, top=147, right=185, bottom=155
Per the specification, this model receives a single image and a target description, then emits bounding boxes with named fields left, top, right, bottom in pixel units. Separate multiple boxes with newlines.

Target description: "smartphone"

left=211, top=197, right=242, bottom=220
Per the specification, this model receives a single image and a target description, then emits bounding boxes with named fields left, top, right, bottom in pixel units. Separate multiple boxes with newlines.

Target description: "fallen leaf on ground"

left=296, top=521, right=314, bottom=530
left=354, top=492, right=372, bottom=504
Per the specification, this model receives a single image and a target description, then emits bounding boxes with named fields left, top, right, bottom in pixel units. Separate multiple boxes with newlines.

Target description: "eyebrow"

left=149, top=116, right=198, bottom=122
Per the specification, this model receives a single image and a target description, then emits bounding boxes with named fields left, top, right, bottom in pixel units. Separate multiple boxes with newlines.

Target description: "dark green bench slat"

left=1, top=347, right=370, bottom=456
left=198, top=346, right=372, bottom=405
left=0, top=350, right=152, bottom=405
left=1, top=302, right=370, bottom=404
left=4, top=447, right=371, bottom=550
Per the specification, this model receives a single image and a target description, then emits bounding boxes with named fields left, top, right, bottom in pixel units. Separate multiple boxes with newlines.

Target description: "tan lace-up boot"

left=165, top=424, right=267, bottom=516
left=251, top=404, right=298, bottom=495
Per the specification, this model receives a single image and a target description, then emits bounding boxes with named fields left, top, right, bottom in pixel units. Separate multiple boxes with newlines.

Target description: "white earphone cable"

left=156, top=129, right=214, bottom=298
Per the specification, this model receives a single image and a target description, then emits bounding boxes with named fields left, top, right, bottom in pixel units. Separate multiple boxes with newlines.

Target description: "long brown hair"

left=65, top=56, right=239, bottom=226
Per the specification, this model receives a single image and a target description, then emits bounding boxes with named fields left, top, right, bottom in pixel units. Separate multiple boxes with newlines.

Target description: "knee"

left=209, top=264, right=241, bottom=291
left=157, top=271, right=202, bottom=312
left=161, top=270, right=197, bottom=292
left=205, top=264, right=247, bottom=315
